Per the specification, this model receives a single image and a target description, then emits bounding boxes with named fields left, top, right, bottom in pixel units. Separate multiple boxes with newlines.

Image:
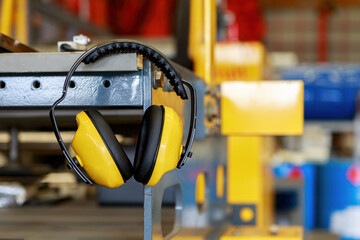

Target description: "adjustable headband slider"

left=73, top=157, right=81, bottom=167
left=178, top=161, right=186, bottom=169
left=176, top=80, right=197, bottom=169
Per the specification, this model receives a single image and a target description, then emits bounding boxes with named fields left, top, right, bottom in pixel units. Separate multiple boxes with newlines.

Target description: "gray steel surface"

left=0, top=53, right=140, bottom=107
left=144, top=176, right=183, bottom=240
left=0, top=52, right=137, bottom=73
left=0, top=73, right=142, bottom=107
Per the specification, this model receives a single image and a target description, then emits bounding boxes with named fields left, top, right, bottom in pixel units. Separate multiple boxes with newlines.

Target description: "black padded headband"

left=83, top=40, right=188, bottom=99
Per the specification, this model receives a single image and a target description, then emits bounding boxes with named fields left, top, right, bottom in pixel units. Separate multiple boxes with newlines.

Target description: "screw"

left=152, top=71, right=164, bottom=89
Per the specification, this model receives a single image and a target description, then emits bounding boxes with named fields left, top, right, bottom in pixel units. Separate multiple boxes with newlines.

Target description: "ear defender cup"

left=71, top=110, right=133, bottom=188
left=134, top=105, right=183, bottom=186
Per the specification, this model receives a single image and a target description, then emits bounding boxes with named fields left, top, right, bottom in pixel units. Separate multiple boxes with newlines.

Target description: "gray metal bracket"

left=144, top=172, right=183, bottom=240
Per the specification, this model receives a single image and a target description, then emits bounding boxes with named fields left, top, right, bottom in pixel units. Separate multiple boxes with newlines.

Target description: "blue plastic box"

left=281, top=65, right=360, bottom=119
left=317, top=160, right=360, bottom=240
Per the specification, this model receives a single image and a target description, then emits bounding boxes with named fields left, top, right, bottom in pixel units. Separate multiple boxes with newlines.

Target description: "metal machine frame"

left=0, top=51, right=227, bottom=239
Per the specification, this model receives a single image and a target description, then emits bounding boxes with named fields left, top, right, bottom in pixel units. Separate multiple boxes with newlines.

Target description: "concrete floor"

left=0, top=200, right=175, bottom=240
left=0, top=199, right=340, bottom=240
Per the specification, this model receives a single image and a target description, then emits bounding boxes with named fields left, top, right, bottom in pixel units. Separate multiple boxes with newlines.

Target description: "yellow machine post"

left=0, top=0, right=14, bottom=36
left=0, top=0, right=29, bottom=44
left=221, top=81, right=303, bottom=228
left=203, top=0, right=216, bottom=85
left=227, top=136, right=274, bottom=227
left=15, top=0, right=29, bottom=44
left=189, top=0, right=216, bottom=85
left=188, top=0, right=304, bottom=239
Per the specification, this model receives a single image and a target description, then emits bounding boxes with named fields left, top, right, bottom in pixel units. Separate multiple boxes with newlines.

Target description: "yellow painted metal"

left=0, top=0, right=14, bottom=36
left=221, top=81, right=304, bottom=136
left=187, top=0, right=304, bottom=236
left=216, top=164, right=225, bottom=198
left=203, top=0, right=216, bottom=85
left=227, top=137, right=259, bottom=205
left=224, top=81, right=303, bottom=227
left=195, top=172, right=206, bottom=204
left=215, top=42, right=265, bottom=82
left=227, top=136, right=276, bottom=227
left=188, top=0, right=203, bottom=68
left=72, top=111, right=124, bottom=188
left=189, top=0, right=216, bottom=84
left=0, top=0, right=29, bottom=44
left=220, top=226, right=303, bottom=240
left=147, top=106, right=184, bottom=186
left=15, top=0, right=29, bottom=44
left=240, top=207, right=255, bottom=223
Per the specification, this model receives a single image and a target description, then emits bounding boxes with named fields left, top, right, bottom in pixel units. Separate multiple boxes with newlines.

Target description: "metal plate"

left=221, top=81, right=304, bottom=135
left=0, top=73, right=143, bottom=107
left=0, top=33, right=37, bottom=53
left=0, top=52, right=138, bottom=73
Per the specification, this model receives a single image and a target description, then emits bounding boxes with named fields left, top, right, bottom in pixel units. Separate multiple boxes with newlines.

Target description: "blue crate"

left=281, top=65, right=360, bottom=119
left=282, top=66, right=316, bottom=119
left=313, top=67, right=345, bottom=119
left=316, top=160, right=360, bottom=240
left=343, top=66, right=360, bottom=119
left=317, top=160, right=360, bottom=228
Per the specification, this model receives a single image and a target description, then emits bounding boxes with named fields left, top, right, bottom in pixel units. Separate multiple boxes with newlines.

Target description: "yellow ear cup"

left=72, top=111, right=129, bottom=188
left=146, top=106, right=183, bottom=186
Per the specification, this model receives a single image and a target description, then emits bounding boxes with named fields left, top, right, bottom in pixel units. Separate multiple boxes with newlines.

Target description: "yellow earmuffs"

left=50, top=40, right=197, bottom=188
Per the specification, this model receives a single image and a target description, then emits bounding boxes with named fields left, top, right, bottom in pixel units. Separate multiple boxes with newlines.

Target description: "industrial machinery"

left=0, top=38, right=304, bottom=240
left=0, top=0, right=305, bottom=239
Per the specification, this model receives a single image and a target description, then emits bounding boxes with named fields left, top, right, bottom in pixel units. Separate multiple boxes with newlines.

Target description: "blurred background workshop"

left=1, top=0, right=360, bottom=239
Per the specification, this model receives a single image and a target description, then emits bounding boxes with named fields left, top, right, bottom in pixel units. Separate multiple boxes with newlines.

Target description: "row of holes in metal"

left=0, top=80, right=111, bottom=89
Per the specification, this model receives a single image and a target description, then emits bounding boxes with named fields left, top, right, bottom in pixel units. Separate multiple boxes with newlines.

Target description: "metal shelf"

left=305, top=120, right=355, bottom=133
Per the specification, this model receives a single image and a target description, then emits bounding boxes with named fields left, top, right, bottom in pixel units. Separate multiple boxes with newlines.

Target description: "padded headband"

left=83, top=40, right=187, bottom=100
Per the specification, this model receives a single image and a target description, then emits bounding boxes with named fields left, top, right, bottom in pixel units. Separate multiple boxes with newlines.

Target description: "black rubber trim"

left=133, top=105, right=164, bottom=184
left=82, top=40, right=188, bottom=100
left=60, top=43, right=82, bottom=52
left=85, top=110, right=133, bottom=181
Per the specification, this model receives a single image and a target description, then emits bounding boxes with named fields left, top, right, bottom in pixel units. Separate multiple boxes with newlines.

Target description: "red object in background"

left=227, top=16, right=239, bottom=41
left=54, top=0, right=80, bottom=14
left=89, top=0, right=109, bottom=28
left=55, top=0, right=108, bottom=28
left=108, top=0, right=177, bottom=37
left=140, top=0, right=177, bottom=36
left=226, top=0, right=265, bottom=41
left=289, top=167, right=303, bottom=180
left=346, top=165, right=360, bottom=186
left=108, top=0, right=147, bottom=35
left=54, top=0, right=177, bottom=37
left=317, top=3, right=333, bottom=62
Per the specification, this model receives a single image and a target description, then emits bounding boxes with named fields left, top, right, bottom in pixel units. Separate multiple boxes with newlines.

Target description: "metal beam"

left=0, top=33, right=37, bottom=53
left=0, top=52, right=137, bottom=73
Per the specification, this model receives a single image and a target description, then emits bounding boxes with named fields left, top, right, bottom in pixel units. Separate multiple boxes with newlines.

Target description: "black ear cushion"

left=133, top=105, right=164, bottom=184
left=85, top=110, right=133, bottom=181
